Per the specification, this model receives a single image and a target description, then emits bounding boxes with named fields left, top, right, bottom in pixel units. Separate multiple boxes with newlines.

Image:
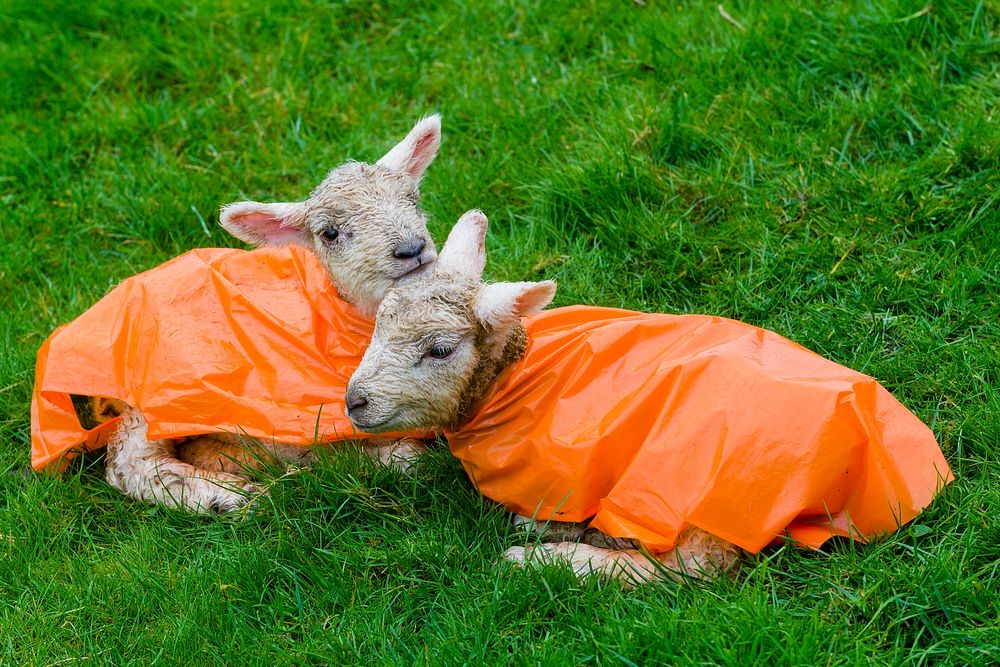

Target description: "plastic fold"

left=31, top=246, right=405, bottom=471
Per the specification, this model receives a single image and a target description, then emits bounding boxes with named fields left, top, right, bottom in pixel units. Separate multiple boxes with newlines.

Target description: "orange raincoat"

left=32, top=249, right=951, bottom=554
left=445, top=307, right=952, bottom=553
left=31, top=245, right=383, bottom=472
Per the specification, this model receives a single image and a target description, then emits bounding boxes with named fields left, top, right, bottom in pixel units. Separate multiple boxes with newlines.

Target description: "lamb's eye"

left=320, top=226, right=340, bottom=243
left=427, top=345, right=454, bottom=360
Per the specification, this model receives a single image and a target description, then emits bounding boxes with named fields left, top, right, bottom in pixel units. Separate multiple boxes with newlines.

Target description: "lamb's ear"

left=219, top=201, right=309, bottom=247
left=436, top=210, right=488, bottom=279
left=474, top=280, right=558, bottom=329
left=376, top=114, right=441, bottom=183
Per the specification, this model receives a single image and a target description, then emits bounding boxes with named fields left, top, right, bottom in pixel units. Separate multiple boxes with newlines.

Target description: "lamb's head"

left=345, top=210, right=557, bottom=432
left=219, top=116, right=442, bottom=314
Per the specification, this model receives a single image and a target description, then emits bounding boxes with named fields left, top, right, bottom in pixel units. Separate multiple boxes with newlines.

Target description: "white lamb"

left=83, top=116, right=442, bottom=513
left=343, top=211, right=739, bottom=585
left=343, top=210, right=948, bottom=587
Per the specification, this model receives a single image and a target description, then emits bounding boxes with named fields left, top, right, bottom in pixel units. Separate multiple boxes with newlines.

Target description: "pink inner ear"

left=225, top=205, right=307, bottom=246
left=515, top=282, right=557, bottom=315
left=406, top=131, right=438, bottom=177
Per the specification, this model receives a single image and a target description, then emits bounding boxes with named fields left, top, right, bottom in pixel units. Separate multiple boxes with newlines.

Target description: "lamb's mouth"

left=393, top=255, right=436, bottom=283
left=349, top=410, right=399, bottom=433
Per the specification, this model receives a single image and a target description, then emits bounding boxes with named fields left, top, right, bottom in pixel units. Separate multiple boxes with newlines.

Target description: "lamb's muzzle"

left=393, top=237, right=426, bottom=260
left=344, top=384, right=372, bottom=425
left=345, top=386, right=369, bottom=413
left=344, top=378, right=397, bottom=432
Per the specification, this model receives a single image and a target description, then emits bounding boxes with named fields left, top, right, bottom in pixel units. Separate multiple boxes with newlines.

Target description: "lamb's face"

left=304, top=162, right=436, bottom=315
left=345, top=209, right=558, bottom=433
left=345, top=276, right=483, bottom=433
left=219, top=115, right=442, bottom=315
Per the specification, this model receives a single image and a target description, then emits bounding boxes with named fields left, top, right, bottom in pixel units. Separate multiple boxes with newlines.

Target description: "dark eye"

left=427, top=345, right=453, bottom=360
left=320, top=226, right=339, bottom=243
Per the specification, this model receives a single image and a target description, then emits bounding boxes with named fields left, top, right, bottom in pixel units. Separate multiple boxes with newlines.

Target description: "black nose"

left=393, top=238, right=426, bottom=260
left=345, top=388, right=368, bottom=413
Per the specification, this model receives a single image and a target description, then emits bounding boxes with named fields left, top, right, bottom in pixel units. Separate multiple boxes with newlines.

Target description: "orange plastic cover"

left=32, top=251, right=951, bottom=554
left=30, top=246, right=402, bottom=472
left=446, top=306, right=953, bottom=554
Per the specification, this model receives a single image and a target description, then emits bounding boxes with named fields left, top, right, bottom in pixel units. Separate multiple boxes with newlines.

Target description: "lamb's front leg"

left=177, top=435, right=427, bottom=475
left=105, top=407, right=258, bottom=513
left=176, top=435, right=315, bottom=474
left=505, top=527, right=740, bottom=587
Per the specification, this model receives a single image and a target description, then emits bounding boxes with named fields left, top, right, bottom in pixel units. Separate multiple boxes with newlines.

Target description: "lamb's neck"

left=452, top=322, right=528, bottom=426
left=325, top=273, right=379, bottom=317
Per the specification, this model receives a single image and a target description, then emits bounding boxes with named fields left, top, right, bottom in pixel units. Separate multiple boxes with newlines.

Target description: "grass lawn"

left=2, top=0, right=999, bottom=663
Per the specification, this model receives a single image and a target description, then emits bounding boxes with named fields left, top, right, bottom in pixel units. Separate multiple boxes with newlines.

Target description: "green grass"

left=2, top=0, right=999, bottom=663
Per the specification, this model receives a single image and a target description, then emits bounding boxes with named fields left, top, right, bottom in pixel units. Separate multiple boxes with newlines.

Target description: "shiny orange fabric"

left=446, top=306, right=953, bottom=554
left=31, top=246, right=392, bottom=472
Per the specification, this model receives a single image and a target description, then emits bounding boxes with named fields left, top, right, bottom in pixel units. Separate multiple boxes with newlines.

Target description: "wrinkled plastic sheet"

left=31, top=246, right=417, bottom=471
left=446, top=306, right=952, bottom=553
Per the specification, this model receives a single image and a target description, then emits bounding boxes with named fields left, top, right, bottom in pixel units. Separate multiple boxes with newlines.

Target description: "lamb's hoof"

left=503, top=544, right=579, bottom=574
left=206, top=482, right=264, bottom=515
left=504, top=545, right=530, bottom=566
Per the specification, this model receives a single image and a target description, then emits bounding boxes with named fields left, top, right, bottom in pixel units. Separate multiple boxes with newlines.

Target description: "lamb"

left=42, top=116, right=442, bottom=513
left=344, top=211, right=740, bottom=584
left=343, top=210, right=950, bottom=586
